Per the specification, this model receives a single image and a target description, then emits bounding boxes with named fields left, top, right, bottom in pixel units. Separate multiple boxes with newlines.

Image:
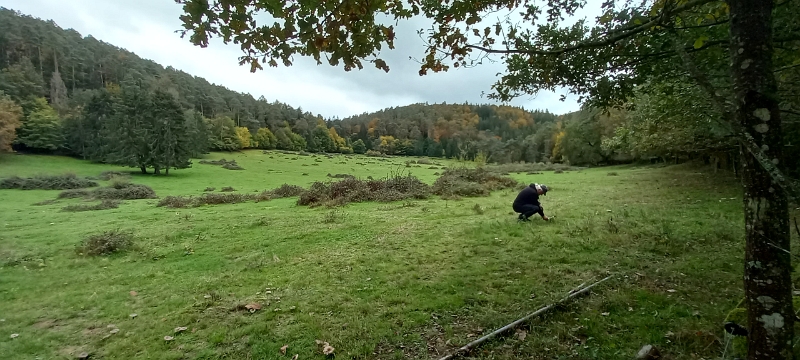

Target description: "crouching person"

left=513, top=183, right=549, bottom=222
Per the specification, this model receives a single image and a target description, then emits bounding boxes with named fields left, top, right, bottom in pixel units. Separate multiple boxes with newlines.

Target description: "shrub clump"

left=221, top=186, right=236, bottom=192
left=432, top=168, right=520, bottom=198
left=157, top=196, right=194, bottom=208
left=89, top=183, right=157, bottom=200
left=158, top=193, right=255, bottom=208
left=327, top=173, right=355, bottom=179
left=77, top=230, right=134, bottom=256
left=200, top=158, right=244, bottom=170
left=62, top=199, right=121, bottom=212
left=297, top=174, right=430, bottom=207
left=98, top=171, right=130, bottom=181
left=485, top=162, right=581, bottom=174
left=270, top=184, right=306, bottom=198
left=365, top=150, right=387, bottom=157
left=195, top=193, right=251, bottom=205
left=204, top=187, right=216, bottom=192
left=1, top=174, right=98, bottom=190
left=58, top=189, right=92, bottom=199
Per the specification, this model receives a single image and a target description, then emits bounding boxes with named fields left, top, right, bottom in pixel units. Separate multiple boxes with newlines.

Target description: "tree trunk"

left=728, top=1, right=793, bottom=359
left=140, top=166, right=147, bottom=174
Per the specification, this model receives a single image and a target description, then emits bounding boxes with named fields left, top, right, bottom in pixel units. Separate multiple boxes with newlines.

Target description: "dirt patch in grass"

left=1, top=174, right=98, bottom=190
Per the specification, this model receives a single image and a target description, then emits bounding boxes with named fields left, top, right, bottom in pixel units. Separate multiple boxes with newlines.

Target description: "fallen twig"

left=437, top=275, right=614, bottom=360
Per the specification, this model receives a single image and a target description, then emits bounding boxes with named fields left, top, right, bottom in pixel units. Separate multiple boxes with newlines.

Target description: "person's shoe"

left=518, top=216, right=531, bottom=222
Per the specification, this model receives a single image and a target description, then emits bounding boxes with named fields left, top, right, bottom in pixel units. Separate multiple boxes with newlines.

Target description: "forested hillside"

left=1, top=6, right=798, bottom=174
left=0, top=7, right=562, bottom=171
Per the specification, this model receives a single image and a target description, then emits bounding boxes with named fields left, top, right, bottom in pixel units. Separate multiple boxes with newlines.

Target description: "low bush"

left=432, top=168, right=520, bottom=198
left=221, top=186, right=236, bottom=192
left=98, top=171, right=130, bottom=181
left=62, top=199, right=121, bottom=212
left=77, top=229, right=133, bottom=256
left=157, top=196, right=194, bottom=208
left=222, top=162, right=244, bottom=170
left=57, top=182, right=156, bottom=201
left=327, top=173, right=355, bottom=179
left=91, top=184, right=157, bottom=200
left=297, top=174, right=430, bottom=207
left=365, top=150, right=387, bottom=157
left=485, top=162, right=581, bottom=174
left=200, top=158, right=244, bottom=170
left=195, top=193, right=251, bottom=206
left=0, top=174, right=98, bottom=190
left=270, top=184, right=306, bottom=198
left=204, top=187, right=216, bottom=192
left=58, top=189, right=91, bottom=199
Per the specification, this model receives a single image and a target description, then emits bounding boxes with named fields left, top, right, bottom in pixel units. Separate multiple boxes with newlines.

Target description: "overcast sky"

left=3, top=0, right=589, bottom=118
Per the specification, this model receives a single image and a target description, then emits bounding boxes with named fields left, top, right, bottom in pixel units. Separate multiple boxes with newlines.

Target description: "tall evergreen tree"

left=111, top=79, right=153, bottom=173
left=151, top=89, right=191, bottom=175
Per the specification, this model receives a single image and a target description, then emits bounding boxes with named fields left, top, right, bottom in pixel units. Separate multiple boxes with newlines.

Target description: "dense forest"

left=0, top=6, right=798, bottom=176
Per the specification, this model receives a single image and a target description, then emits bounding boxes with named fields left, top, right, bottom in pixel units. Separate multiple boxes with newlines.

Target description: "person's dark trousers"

left=513, top=204, right=543, bottom=220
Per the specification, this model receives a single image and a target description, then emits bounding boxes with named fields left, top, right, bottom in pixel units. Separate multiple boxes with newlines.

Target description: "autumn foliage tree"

left=0, top=93, right=23, bottom=152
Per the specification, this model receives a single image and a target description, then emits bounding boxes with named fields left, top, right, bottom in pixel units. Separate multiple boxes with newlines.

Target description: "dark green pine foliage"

left=109, top=79, right=153, bottom=173
left=150, top=90, right=191, bottom=175
left=66, top=90, right=115, bottom=161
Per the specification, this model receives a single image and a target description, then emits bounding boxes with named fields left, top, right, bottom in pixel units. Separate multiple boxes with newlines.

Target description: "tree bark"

left=140, top=166, right=147, bottom=174
left=727, top=1, right=793, bottom=359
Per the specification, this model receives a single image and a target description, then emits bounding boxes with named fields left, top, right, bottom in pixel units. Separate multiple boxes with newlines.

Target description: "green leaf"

left=693, top=36, right=708, bottom=49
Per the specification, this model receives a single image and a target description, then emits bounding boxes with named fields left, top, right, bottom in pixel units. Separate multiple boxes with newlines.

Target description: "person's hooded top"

left=513, top=183, right=548, bottom=208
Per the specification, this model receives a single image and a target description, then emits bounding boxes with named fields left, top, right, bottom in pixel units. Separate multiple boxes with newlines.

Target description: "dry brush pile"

left=157, top=168, right=520, bottom=209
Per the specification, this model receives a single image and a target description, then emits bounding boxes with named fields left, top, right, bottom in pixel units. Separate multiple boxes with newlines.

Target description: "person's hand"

left=542, top=215, right=550, bottom=221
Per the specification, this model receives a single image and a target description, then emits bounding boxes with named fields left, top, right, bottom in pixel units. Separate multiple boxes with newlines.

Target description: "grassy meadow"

left=0, top=150, right=794, bottom=359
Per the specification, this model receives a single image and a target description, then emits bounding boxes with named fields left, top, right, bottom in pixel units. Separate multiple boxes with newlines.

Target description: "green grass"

left=0, top=151, right=796, bottom=359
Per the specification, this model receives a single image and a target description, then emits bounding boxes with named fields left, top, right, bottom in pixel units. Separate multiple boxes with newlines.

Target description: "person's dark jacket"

left=513, top=185, right=540, bottom=209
